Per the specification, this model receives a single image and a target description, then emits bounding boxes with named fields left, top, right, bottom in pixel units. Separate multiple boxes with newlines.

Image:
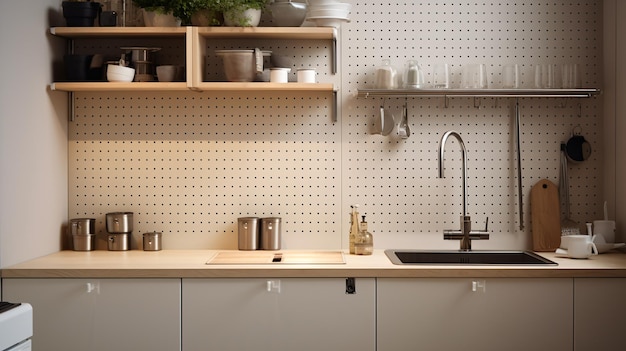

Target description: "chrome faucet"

left=438, top=131, right=489, bottom=250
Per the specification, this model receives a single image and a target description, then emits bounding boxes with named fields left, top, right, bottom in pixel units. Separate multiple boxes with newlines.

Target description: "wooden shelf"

left=50, top=27, right=188, bottom=38
left=50, top=82, right=190, bottom=92
left=50, top=82, right=334, bottom=92
left=195, top=26, right=336, bottom=40
left=50, top=26, right=336, bottom=39
left=192, top=82, right=335, bottom=92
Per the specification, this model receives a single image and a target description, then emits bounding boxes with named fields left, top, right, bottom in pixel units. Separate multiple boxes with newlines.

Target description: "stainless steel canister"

left=237, top=217, right=259, bottom=250
left=73, top=234, right=96, bottom=251
left=143, top=231, right=162, bottom=251
left=107, top=233, right=130, bottom=251
left=70, top=218, right=96, bottom=236
left=106, top=212, right=133, bottom=233
left=260, top=217, right=282, bottom=250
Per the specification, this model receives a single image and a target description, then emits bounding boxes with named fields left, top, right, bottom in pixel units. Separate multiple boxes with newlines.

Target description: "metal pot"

left=215, top=49, right=271, bottom=82
left=106, top=212, right=133, bottom=233
left=143, top=232, right=162, bottom=251
left=73, top=234, right=96, bottom=251
left=107, top=233, right=130, bottom=251
left=70, top=218, right=95, bottom=236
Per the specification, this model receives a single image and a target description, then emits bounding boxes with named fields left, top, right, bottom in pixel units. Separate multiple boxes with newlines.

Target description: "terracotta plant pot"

left=142, top=8, right=181, bottom=27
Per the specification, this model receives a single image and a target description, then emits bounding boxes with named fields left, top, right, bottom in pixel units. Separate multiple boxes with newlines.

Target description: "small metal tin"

left=143, top=231, right=162, bottom=251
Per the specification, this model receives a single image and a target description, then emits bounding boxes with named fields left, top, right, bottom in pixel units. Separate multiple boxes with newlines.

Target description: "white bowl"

left=306, top=16, right=350, bottom=28
left=307, top=0, right=342, bottom=4
left=107, top=65, right=135, bottom=82
left=307, top=9, right=350, bottom=18
left=308, top=2, right=351, bottom=10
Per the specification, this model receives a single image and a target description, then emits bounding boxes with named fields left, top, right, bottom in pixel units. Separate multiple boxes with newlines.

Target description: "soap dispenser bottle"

left=355, top=215, right=374, bottom=255
left=349, top=205, right=360, bottom=254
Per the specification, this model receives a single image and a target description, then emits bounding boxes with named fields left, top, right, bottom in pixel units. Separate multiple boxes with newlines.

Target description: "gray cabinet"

left=182, top=278, right=376, bottom=351
left=3, top=278, right=181, bottom=351
left=574, top=278, right=626, bottom=351
left=377, top=278, right=573, bottom=351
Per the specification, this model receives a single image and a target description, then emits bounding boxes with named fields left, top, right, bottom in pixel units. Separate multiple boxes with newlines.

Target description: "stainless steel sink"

left=385, top=249, right=557, bottom=265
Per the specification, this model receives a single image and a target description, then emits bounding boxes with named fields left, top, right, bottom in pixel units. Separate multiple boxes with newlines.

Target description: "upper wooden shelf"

left=195, top=26, right=336, bottom=40
left=50, top=27, right=188, bottom=38
left=49, top=26, right=336, bottom=39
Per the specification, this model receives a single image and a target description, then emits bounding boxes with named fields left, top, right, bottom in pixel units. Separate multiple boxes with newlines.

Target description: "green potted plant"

left=221, top=0, right=269, bottom=27
left=132, top=0, right=181, bottom=26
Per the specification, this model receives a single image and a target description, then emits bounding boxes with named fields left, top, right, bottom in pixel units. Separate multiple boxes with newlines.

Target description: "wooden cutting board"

left=530, top=179, right=561, bottom=251
left=206, top=251, right=346, bottom=265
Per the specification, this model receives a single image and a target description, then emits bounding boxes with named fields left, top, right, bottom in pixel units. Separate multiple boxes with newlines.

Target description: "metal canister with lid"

left=260, top=217, right=282, bottom=250
left=70, top=218, right=96, bottom=251
left=143, top=231, right=162, bottom=251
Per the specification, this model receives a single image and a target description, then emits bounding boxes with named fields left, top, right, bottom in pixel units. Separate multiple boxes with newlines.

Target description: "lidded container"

left=107, top=233, right=130, bottom=251
left=143, top=231, right=162, bottom=251
left=71, top=218, right=96, bottom=251
left=403, top=59, right=425, bottom=89
left=106, top=212, right=133, bottom=233
left=374, top=59, right=399, bottom=89
left=260, top=217, right=282, bottom=250
left=238, top=217, right=260, bottom=250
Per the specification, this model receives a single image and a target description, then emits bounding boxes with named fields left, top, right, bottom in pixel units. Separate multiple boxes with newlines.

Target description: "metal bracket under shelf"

left=356, top=88, right=601, bottom=100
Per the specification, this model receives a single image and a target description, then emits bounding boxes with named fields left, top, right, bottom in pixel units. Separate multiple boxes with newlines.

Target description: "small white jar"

left=270, top=68, right=291, bottom=83
left=297, top=68, right=316, bottom=83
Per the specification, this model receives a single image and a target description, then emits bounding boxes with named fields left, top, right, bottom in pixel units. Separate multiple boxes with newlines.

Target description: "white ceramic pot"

left=142, top=9, right=181, bottom=27
left=224, top=8, right=262, bottom=27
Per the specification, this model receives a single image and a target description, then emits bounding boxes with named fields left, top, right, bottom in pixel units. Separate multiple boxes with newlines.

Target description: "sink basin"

left=385, top=249, right=557, bottom=265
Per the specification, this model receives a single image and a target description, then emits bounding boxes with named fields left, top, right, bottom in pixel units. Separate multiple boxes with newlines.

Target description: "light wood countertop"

left=3, top=249, right=626, bottom=279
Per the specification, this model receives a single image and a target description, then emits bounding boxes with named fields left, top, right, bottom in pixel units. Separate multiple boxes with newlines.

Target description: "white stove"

left=0, top=302, right=32, bottom=351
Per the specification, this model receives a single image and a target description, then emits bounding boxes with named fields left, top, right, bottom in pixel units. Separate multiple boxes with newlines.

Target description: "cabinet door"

left=3, top=278, right=181, bottom=351
left=574, top=278, right=626, bottom=351
left=182, top=278, right=375, bottom=351
left=377, top=278, right=573, bottom=351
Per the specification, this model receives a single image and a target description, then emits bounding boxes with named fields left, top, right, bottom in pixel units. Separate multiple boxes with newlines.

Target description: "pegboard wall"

left=69, top=1, right=603, bottom=250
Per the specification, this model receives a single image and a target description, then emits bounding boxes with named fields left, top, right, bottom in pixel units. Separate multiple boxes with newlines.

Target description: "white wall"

left=0, top=1, right=68, bottom=268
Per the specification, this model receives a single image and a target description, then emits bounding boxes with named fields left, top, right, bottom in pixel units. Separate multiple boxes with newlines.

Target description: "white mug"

left=297, top=68, right=316, bottom=83
left=566, top=235, right=598, bottom=259
left=593, top=220, right=615, bottom=243
left=270, top=68, right=290, bottom=83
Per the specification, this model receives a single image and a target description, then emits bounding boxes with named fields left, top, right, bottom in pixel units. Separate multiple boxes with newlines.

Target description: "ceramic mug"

left=566, top=235, right=598, bottom=259
left=593, top=220, right=616, bottom=243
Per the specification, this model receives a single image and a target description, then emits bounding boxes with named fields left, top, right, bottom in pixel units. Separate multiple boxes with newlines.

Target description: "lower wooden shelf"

left=50, top=82, right=335, bottom=92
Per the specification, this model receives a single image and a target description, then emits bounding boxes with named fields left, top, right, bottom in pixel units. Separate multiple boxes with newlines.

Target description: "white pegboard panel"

left=69, top=1, right=603, bottom=251
left=343, top=0, right=602, bottom=249
left=69, top=91, right=339, bottom=250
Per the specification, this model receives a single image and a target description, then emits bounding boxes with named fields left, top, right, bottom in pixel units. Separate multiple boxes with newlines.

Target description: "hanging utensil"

left=397, top=100, right=410, bottom=139
left=559, top=143, right=580, bottom=236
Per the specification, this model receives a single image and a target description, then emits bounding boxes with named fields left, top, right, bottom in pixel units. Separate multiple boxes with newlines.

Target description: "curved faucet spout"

left=438, top=130, right=468, bottom=217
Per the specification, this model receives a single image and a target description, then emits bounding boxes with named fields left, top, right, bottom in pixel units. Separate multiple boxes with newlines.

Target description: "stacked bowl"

left=306, top=0, right=351, bottom=28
